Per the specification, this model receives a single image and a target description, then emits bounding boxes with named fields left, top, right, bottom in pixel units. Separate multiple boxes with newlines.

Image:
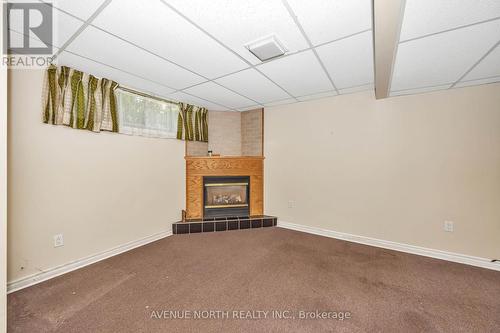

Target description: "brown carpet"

left=8, top=227, right=500, bottom=332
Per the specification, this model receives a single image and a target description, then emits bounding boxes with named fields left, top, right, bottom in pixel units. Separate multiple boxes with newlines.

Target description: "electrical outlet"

left=288, top=200, right=294, bottom=208
left=54, top=234, right=64, bottom=247
left=444, top=221, right=454, bottom=232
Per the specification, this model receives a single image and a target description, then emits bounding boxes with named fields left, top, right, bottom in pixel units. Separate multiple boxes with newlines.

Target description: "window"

left=115, top=88, right=179, bottom=139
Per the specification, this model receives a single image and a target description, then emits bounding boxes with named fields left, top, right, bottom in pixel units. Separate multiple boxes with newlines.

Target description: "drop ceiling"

left=390, top=0, right=500, bottom=96
left=7, top=0, right=500, bottom=110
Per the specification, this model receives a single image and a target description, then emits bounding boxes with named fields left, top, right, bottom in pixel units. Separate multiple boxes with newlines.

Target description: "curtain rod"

left=117, top=85, right=181, bottom=106
left=50, top=64, right=188, bottom=107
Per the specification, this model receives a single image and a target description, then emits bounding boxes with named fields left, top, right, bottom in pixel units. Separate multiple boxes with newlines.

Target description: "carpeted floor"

left=8, top=227, right=500, bottom=332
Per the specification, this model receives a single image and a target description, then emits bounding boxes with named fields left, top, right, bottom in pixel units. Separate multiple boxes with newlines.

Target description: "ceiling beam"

left=373, top=0, right=405, bottom=99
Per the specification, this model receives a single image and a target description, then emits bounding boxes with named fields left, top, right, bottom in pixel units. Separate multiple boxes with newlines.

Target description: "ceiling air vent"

left=245, top=35, right=287, bottom=62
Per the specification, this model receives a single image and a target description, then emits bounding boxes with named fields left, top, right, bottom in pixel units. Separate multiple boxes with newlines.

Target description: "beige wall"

left=241, top=109, right=263, bottom=156
left=208, top=111, right=241, bottom=156
left=265, top=84, right=500, bottom=259
left=8, top=69, right=185, bottom=283
left=185, top=141, right=208, bottom=157
left=205, top=109, right=263, bottom=157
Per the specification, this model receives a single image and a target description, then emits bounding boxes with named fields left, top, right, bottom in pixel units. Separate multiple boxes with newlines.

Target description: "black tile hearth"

left=215, top=221, right=227, bottom=232
left=172, top=216, right=277, bottom=234
left=176, top=224, right=189, bottom=234
left=202, top=222, right=215, bottom=232
left=263, top=218, right=274, bottom=227
left=239, top=219, right=250, bottom=229
left=228, top=220, right=239, bottom=230
left=186, top=218, right=203, bottom=222
left=251, top=219, right=263, bottom=228
left=190, top=223, right=202, bottom=233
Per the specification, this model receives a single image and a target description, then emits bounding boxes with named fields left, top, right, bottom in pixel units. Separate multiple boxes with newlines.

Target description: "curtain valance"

left=42, top=65, right=208, bottom=142
left=42, top=64, right=119, bottom=132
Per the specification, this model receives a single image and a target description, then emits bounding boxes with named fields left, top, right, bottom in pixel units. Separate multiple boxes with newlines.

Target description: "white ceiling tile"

left=8, top=28, right=42, bottom=49
left=46, top=0, right=105, bottom=21
left=462, top=45, right=500, bottom=81
left=93, top=0, right=248, bottom=79
left=257, top=50, right=332, bottom=96
left=391, top=20, right=500, bottom=92
left=338, top=83, right=374, bottom=95
left=390, top=84, right=452, bottom=97
left=163, top=0, right=308, bottom=65
left=287, top=0, right=372, bottom=45
left=316, top=30, right=374, bottom=89
left=400, top=0, right=500, bottom=41
left=66, top=26, right=205, bottom=90
left=454, top=76, right=500, bottom=88
left=52, top=10, right=83, bottom=48
left=7, top=4, right=40, bottom=41
left=56, top=52, right=175, bottom=98
left=263, top=98, right=296, bottom=107
left=183, top=82, right=256, bottom=109
left=7, top=6, right=81, bottom=48
left=167, top=92, right=230, bottom=111
left=215, top=69, right=290, bottom=103
left=7, top=29, right=57, bottom=53
left=239, top=105, right=263, bottom=112
left=297, top=90, right=337, bottom=101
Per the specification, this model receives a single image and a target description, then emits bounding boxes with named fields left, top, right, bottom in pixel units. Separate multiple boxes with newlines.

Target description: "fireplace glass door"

left=203, top=176, right=250, bottom=217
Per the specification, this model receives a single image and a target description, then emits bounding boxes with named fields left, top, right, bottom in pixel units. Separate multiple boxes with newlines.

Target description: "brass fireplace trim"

left=204, top=182, right=249, bottom=187
left=205, top=204, right=249, bottom=209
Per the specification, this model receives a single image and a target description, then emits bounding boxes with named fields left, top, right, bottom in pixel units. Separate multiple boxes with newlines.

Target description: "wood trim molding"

left=185, top=156, right=265, bottom=160
left=261, top=108, right=265, bottom=157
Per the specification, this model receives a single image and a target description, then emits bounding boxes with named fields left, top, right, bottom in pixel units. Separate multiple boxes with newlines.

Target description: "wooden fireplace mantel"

left=185, top=156, right=264, bottom=219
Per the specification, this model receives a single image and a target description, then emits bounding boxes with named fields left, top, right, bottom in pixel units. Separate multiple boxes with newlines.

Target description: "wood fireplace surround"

left=185, top=156, right=264, bottom=219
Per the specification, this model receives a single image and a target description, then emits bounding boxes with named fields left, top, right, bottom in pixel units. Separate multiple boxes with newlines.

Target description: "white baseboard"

left=8, top=222, right=499, bottom=293
left=278, top=221, right=500, bottom=271
left=7, top=229, right=172, bottom=293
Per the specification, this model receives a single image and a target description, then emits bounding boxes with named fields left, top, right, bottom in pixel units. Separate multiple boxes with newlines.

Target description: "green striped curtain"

left=69, top=70, right=84, bottom=128
left=197, top=108, right=208, bottom=142
left=109, top=81, right=119, bottom=132
left=43, top=65, right=57, bottom=124
left=177, top=103, right=208, bottom=142
left=85, top=75, right=98, bottom=130
left=42, top=64, right=119, bottom=133
left=44, top=65, right=208, bottom=140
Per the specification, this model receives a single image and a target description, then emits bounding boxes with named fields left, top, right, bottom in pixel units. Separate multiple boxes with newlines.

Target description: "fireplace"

left=185, top=156, right=263, bottom=218
left=203, top=176, right=250, bottom=218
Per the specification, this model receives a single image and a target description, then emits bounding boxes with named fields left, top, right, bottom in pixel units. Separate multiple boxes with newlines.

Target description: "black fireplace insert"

left=203, top=176, right=250, bottom=218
